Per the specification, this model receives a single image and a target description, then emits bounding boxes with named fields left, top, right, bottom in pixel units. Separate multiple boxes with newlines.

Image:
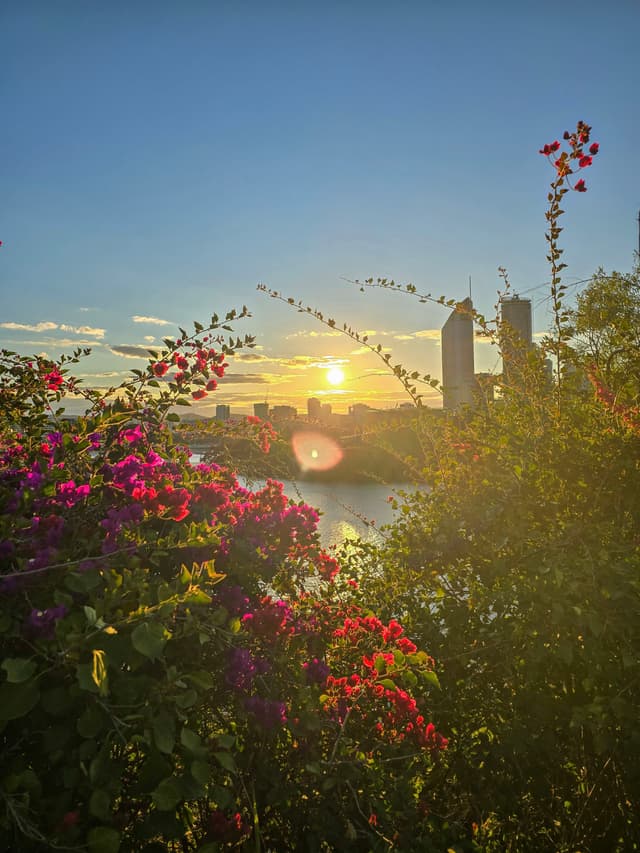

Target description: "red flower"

left=192, top=389, right=207, bottom=400
left=206, top=378, right=217, bottom=391
left=152, top=361, right=168, bottom=377
left=44, top=369, right=64, bottom=391
left=578, top=155, right=593, bottom=168
left=550, top=140, right=560, bottom=152
left=589, top=142, right=599, bottom=155
left=575, top=179, right=587, bottom=192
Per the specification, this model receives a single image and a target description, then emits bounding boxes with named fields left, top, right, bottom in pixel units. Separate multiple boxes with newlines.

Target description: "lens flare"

left=291, top=430, right=343, bottom=472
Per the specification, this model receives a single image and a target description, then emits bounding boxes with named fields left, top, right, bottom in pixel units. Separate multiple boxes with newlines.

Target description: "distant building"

left=307, top=397, right=322, bottom=419
left=349, top=403, right=372, bottom=419
left=320, top=402, right=332, bottom=419
left=271, top=405, right=297, bottom=420
left=215, top=404, right=231, bottom=421
left=441, top=298, right=475, bottom=409
left=253, top=402, right=269, bottom=419
left=500, top=296, right=533, bottom=382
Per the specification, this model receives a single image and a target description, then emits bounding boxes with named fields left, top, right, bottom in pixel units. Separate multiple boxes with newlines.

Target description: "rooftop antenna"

left=468, top=275, right=472, bottom=301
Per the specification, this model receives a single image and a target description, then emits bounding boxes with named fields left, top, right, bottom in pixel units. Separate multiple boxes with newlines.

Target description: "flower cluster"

left=539, top=120, right=599, bottom=192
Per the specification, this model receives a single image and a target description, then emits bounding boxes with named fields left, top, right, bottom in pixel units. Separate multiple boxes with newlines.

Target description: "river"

left=190, top=453, right=411, bottom=548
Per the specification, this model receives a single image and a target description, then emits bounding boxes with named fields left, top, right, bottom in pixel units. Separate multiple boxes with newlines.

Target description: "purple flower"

left=26, top=605, right=68, bottom=640
left=303, top=658, right=331, bottom=685
left=244, top=695, right=287, bottom=729
left=215, top=585, right=251, bottom=616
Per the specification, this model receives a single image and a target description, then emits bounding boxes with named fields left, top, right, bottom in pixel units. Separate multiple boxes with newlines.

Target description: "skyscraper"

left=500, top=296, right=533, bottom=381
left=441, top=298, right=475, bottom=409
left=500, top=296, right=533, bottom=347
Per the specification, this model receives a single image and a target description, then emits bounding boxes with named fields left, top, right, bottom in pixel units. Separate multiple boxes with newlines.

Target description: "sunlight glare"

left=326, top=366, right=345, bottom=386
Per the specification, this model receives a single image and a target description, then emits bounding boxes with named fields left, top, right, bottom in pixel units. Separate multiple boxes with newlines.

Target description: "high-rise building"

left=307, top=397, right=322, bottom=419
left=500, top=296, right=533, bottom=381
left=253, top=402, right=269, bottom=419
left=441, top=298, right=475, bottom=409
left=500, top=296, right=533, bottom=347
left=271, top=405, right=297, bottom=420
left=215, top=404, right=231, bottom=421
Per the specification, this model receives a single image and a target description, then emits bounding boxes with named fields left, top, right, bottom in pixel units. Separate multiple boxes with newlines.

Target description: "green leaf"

left=191, top=759, right=210, bottom=786
left=1, top=657, right=37, bottom=683
left=78, top=705, right=106, bottom=739
left=152, top=710, right=176, bottom=755
left=131, top=622, right=170, bottom=660
left=213, top=751, right=237, bottom=773
left=0, top=681, right=40, bottom=720
left=185, top=670, right=214, bottom=691
left=422, top=669, right=441, bottom=689
left=90, top=789, right=112, bottom=821
left=152, top=776, right=182, bottom=811
left=180, top=727, right=206, bottom=757
left=87, top=826, right=121, bottom=853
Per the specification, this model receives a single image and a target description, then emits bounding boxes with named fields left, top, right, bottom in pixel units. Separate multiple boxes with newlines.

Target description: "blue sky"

left=2, top=1, right=638, bottom=412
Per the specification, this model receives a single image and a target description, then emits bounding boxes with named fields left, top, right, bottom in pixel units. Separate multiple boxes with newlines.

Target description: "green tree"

left=571, top=263, right=640, bottom=403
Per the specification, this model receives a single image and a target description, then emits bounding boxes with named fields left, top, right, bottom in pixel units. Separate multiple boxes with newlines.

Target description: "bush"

left=0, top=317, right=453, bottom=851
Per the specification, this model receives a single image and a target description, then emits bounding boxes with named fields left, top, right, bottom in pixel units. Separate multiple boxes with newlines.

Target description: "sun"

left=326, top=365, right=345, bottom=386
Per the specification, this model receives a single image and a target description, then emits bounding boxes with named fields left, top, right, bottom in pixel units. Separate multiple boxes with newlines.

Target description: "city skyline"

left=2, top=3, right=639, bottom=415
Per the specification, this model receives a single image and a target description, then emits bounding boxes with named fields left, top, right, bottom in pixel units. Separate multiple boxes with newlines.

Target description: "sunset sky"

left=2, top=1, right=639, bottom=414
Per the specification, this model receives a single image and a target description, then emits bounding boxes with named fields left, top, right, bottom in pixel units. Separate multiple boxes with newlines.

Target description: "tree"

left=572, top=263, right=640, bottom=403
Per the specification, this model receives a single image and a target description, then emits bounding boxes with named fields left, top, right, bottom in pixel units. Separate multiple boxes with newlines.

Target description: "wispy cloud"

left=59, top=324, right=105, bottom=338
left=143, top=335, right=155, bottom=343
left=285, top=329, right=342, bottom=339
left=0, top=320, right=105, bottom=338
left=132, top=315, right=173, bottom=326
left=2, top=337, right=104, bottom=348
left=412, top=329, right=441, bottom=340
left=222, top=373, right=278, bottom=385
left=349, top=346, right=392, bottom=356
left=108, top=344, right=152, bottom=359
left=235, top=352, right=272, bottom=363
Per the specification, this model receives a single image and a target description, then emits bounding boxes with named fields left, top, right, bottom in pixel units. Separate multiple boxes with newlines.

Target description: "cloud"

left=234, top=352, right=272, bottom=363
left=0, top=321, right=59, bottom=333
left=59, top=324, right=105, bottom=338
left=412, top=329, right=441, bottom=340
left=132, top=315, right=173, bottom=326
left=285, top=329, right=342, bottom=339
left=2, top=337, right=104, bottom=348
left=0, top=321, right=105, bottom=338
left=349, top=346, right=391, bottom=356
left=221, top=373, right=273, bottom=384
left=108, top=344, right=152, bottom=359
left=143, top=335, right=155, bottom=343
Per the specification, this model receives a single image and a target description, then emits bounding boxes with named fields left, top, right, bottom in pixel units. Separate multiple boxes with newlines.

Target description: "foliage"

left=571, top=263, right=640, bottom=404
left=261, top=121, right=640, bottom=850
left=328, top=125, right=640, bottom=851
left=0, top=317, right=452, bottom=851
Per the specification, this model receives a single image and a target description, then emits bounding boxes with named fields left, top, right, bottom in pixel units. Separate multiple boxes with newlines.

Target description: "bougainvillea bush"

left=0, top=315, right=455, bottom=852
